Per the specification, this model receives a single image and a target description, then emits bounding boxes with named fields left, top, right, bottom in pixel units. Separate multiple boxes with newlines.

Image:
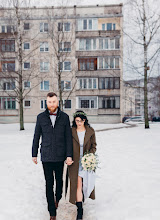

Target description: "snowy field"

left=0, top=122, right=160, bottom=220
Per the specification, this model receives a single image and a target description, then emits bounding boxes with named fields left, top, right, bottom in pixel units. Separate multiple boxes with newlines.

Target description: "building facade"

left=0, top=4, right=123, bottom=123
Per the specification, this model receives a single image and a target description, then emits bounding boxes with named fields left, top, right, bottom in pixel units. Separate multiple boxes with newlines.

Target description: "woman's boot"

left=76, top=202, right=83, bottom=220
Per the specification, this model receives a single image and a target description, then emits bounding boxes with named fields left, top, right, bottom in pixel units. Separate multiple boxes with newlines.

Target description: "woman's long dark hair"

left=72, top=110, right=90, bottom=127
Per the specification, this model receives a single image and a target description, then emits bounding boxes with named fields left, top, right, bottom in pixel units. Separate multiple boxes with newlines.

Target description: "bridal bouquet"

left=81, top=152, right=99, bottom=172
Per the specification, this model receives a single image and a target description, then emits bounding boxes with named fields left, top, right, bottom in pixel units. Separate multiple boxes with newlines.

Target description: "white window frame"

left=23, top=42, right=30, bottom=50
left=24, top=81, right=31, bottom=89
left=40, top=80, right=49, bottom=91
left=40, top=62, right=49, bottom=72
left=23, top=62, right=31, bottom=70
left=40, top=99, right=47, bottom=110
left=58, top=22, right=71, bottom=32
left=78, top=96, right=98, bottom=109
left=61, top=80, right=72, bottom=91
left=1, top=25, right=15, bottom=33
left=59, top=61, right=71, bottom=71
left=78, top=78, right=98, bottom=90
left=1, top=80, right=16, bottom=91
left=98, top=57, right=120, bottom=69
left=40, top=23, right=48, bottom=33
left=82, top=19, right=93, bottom=30
left=59, top=42, right=71, bottom=52
left=24, top=99, right=31, bottom=108
left=40, top=42, right=49, bottom=52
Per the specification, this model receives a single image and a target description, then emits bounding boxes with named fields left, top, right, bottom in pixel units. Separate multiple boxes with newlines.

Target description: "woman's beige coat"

left=68, top=125, right=97, bottom=205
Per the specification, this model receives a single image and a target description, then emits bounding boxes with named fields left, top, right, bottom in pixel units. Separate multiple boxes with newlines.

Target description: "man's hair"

left=47, top=92, right=57, bottom=97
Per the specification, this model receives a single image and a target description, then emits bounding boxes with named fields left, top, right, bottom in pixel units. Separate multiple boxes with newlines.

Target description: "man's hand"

left=32, top=157, right=38, bottom=164
left=66, top=157, right=74, bottom=166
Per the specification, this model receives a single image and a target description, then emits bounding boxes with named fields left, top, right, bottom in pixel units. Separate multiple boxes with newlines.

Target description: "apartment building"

left=0, top=4, right=123, bottom=123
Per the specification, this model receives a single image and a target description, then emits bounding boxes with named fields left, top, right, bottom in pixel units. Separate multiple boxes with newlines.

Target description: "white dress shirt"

left=49, top=109, right=58, bottom=128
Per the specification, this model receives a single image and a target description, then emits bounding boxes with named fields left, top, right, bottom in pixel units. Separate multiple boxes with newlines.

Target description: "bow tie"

left=50, top=113, right=57, bottom=116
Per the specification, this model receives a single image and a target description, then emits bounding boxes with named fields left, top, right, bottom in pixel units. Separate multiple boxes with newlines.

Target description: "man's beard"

left=48, top=106, right=58, bottom=113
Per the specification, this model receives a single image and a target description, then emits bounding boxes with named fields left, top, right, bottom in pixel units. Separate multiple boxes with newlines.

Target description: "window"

left=41, top=100, right=47, bottom=110
left=99, top=77, right=120, bottom=89
left=64, top=100, right=71, bottom=109
left=78, top=96, right=97, bottom=109
left=0, top=97, right=16, bottom=110
left=107, top=23, right=112, bottom=31
left=24, top=62, right=30, bottom=70
left=1, top=25, right=15, bottom=33
left=24, top=81, right=31, bottom=89
left=40, top=23, right=48, bottom=32
left=59, top=62, right=71, bottom=71
left=3, top=81, right=15, bottom=90
left=0, top=40, right=15, bottom=52
left=98, top=57, right=120, bottom=69
left=101, top=23, right=116, bottom=31
left=79, top=39, right=96, bottom=51
left=78, top=58, right=97, bottom=71
left=82, top=19, right=95, bottom=30
left=99, top=96, right=120, bottom=109
left=78, top=78, right=97, bottom=89
left=98, top=38, right=120, bottom=50
left=24, top=100, right=31, bottom=108
left=24, top=42, right=30, bottom=50
left=2, top=62, right=15, bottom=72
left=59, top=42, right=71, bottom=52
left=40, top=81, right=49, bottom=91
left=40, top=62, right=49, bottom=72
left=61, top=81, right=71, bottom=90
left=24, top=23, right=30, bottom=30
left=58, top=22, right=71, bottom=32
left=40, top=42, right=49, bottom=52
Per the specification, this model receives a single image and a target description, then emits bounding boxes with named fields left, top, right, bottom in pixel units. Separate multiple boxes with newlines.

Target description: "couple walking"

left=32, top=92, right=97, bottom=220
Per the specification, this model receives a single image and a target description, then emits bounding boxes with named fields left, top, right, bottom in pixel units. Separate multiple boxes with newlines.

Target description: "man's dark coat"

left=32, top=107, right=73, bottom=162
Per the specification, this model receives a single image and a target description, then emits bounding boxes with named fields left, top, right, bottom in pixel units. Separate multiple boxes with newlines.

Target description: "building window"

left=3, top=81, right=15, bottom=90
left=24, top=42, right=30, bottom=50
left=58, top=22, right=71, bottom=32
left=40, top=23, right=48, bottom=32
left=0, top=40, right=15, bottom=52
left=101, top=23, right=116, bottom=31
left=24, top=81, right=31, bottom=89
left=1, top=62, right=15, bottom=72
left=61, top=81, right=71, bottom=90
left=0, top=97, right=16, bottom=110
left=40, top=81, right=49, bottom=91
left=40, top=62, right=49, bottom=72
left=59, top=62, right=71, bottom=71
left=64, top=100, right=71, bottom=109
left=59, top=42, right=71, bottom=52
left=78, top=58, right=97, bottom=71
left=41, top=99, right=47, bottom=110
left=24, top=100, right=31, bottom=108
left=82, top=19, right=94, bottom=30
left=78, top=78, right=97, bottom=89
left=24, top=62, right=30, bottom=70
left=24, top=23, right=30, bottom=30
left=99, top=96, right=120, bottom=109
left=79, top=39, right=96, bottom=51
left=99, top=77, right=120, bottom=89
left=78, top=96, right=97, bottom=109
left=98, top=57, right=120, bottom=69
left=1, top=25, right=15, bottom=33
left=40, top=42, right=49, bottom=52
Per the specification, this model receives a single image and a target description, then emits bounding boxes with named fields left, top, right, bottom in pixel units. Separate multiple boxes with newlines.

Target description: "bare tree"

left=0, top=0, right=48, bottom=130
left=124, top=0, right=160, bottom=128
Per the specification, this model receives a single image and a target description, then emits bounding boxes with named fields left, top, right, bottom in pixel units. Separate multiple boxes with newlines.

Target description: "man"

left=32, top=92, right=73, bottom=220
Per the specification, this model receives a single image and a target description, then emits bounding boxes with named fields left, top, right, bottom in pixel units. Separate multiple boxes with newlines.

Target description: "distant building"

left=0, top=4, right=123, bottom=123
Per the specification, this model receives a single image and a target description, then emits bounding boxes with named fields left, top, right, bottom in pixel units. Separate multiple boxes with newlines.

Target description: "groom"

left=32, top=92, right=73, bottom=220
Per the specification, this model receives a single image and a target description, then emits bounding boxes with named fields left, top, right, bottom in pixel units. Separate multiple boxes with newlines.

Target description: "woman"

left=68, top=110, right=97, bottom=220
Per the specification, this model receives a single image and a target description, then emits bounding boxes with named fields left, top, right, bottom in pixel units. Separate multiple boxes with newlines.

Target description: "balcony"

left=76, top=30, right=121, bottom=38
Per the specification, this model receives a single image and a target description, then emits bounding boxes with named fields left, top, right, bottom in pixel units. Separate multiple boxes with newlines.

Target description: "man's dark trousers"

left=42, top=161, right=64, bottom=216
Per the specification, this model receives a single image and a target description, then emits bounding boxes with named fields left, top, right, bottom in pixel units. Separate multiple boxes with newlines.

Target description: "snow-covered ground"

left=0, top=122, right=160, bottom=220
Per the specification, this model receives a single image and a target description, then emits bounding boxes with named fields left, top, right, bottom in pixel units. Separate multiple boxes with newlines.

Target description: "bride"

left=68, top=110, right=97, bottom=220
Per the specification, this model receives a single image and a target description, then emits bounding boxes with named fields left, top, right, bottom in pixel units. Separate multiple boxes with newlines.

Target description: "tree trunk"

left=143, top=0, right=149, bottom=129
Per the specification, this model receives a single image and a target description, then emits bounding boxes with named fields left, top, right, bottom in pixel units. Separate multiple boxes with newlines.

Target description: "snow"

left=0, top=122, right=160, bottom=220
